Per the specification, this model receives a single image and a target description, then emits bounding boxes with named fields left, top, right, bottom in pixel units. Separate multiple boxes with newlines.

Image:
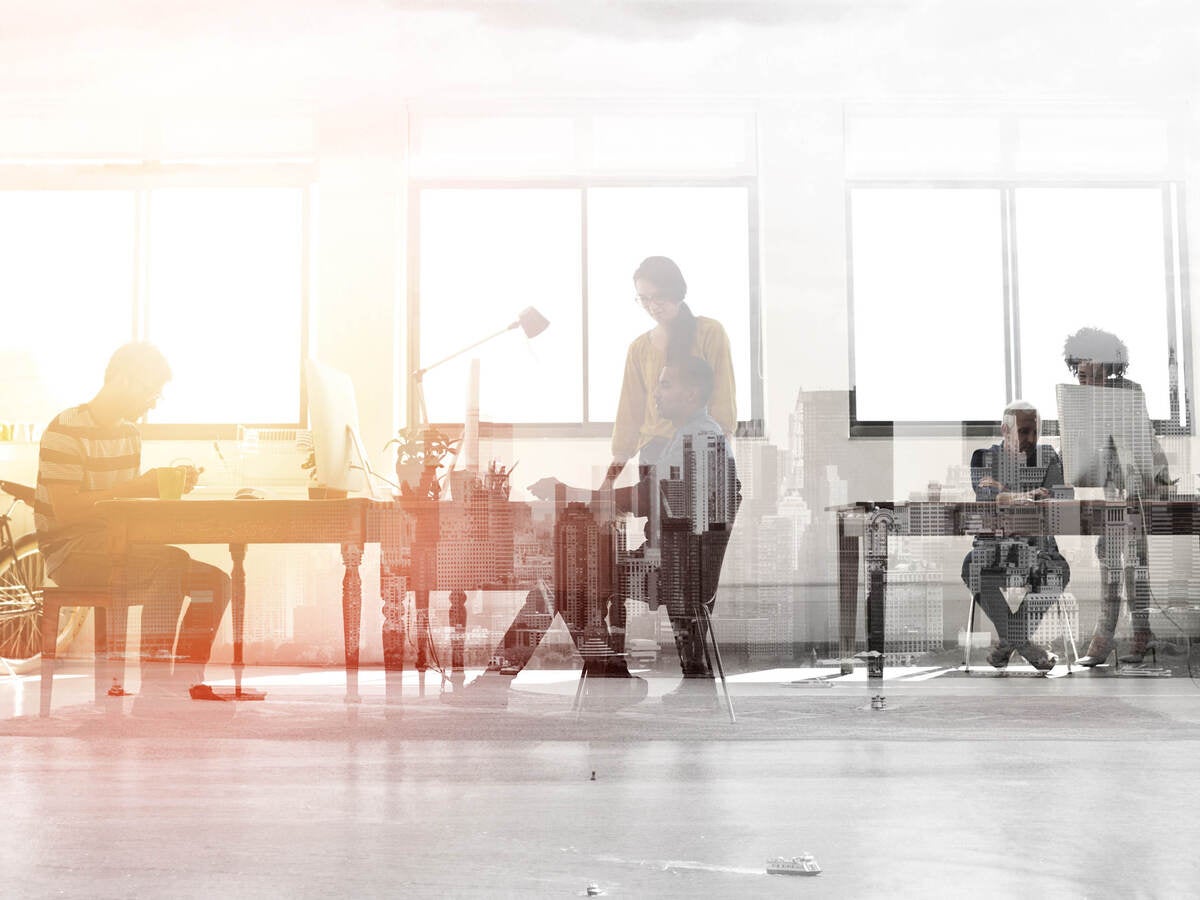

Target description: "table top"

left=836, top=496, right=1200, bottom=511
left=834, top=496, right=1200, bottom=537
left=94, top=497, right=379, bottom=545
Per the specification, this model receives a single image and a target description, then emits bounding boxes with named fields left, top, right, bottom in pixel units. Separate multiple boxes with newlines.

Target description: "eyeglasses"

left=126, top=375, right=164, bottom=405
left=634, top=292, right=680, bottom=309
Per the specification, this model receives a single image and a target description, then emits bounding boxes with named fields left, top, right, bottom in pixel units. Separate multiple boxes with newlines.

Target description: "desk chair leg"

left=92, top=607, right=108, bottom=705
left=572, top=666, right=588, bottom=719
left=39, top=598, right=58, bottom=717
left=963, top=594, right=977, bottom=673
left=1056, top=594, right=1080, bottom=674
left=698, top=604, right=735, bottom=725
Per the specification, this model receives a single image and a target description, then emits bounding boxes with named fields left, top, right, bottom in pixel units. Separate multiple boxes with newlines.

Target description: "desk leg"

left=381, top=560, right=406, bottom=706
left=413, top=538, right=436, bottom=697
left=415, top=588, right=429, bottom=675
left=864, top=518, right=889, bottom=710
left=837, top=513, right=860, bottom=675
left=229, top=543, right=247, bottom=697
left=341, top=541, right=364, bottom=704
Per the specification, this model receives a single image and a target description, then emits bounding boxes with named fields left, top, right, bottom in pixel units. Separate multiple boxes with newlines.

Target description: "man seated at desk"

left=962, top=400, right=1069, bottom=671
left=34, top=342, right=230, bottom=705
left=455, top=357, right=739, bottom=708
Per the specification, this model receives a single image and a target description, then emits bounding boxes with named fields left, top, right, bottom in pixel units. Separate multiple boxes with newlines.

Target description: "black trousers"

left=961, top=540, right=1071, bottom=646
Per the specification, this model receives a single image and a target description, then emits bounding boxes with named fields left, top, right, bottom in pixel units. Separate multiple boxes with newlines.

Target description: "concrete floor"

left=4, top=664, right=1200, bottom=898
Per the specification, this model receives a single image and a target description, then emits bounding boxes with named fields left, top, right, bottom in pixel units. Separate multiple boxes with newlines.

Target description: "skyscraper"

left=553, top=489, right=612, bottom=645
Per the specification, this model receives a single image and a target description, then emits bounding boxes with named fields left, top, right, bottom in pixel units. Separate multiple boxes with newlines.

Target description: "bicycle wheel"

left=0, top=533, right=87, bottom=674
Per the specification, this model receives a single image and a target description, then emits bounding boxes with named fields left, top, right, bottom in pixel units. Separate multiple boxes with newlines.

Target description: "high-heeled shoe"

left=1119, top=632, right=1156, bottom=665
left=1076, top=634, right=1116, bottom=668
left=1017, top=642, right=1057, bottom=672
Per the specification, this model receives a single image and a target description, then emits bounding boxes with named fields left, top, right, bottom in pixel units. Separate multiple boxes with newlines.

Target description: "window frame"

left=845, top=179, right=1193, bottom=439
left=406, top=175, right=764, bottom=438
left=0, top=161, right=315, bottom=438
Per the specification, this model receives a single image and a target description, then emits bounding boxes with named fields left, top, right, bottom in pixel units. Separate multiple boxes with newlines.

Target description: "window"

left=0, top=181, right=309, bottom=431
left=848, top=183, right=1189, bottom=432
left=408, top=109, right=760, bottom=431
left=146, top=188, right=306, bottom=425
left=417, top=189, right=583, bottom=424
left=412, top=183, right=757, bottom=429
left=1014, top=188, right=1175, bottom=422
left=0, top=191, right=135, bottom=423
left=849, top=187, right=1006, bottom=422
left=585, top=186, right=752, bottom=422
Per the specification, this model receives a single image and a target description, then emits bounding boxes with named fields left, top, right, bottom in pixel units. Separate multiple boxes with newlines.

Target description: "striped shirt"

left=35, top=405, right=141, bottom=575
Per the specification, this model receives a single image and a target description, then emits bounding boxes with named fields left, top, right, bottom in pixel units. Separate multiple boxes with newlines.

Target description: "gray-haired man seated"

left=962, top=401, right=1070, bottom=671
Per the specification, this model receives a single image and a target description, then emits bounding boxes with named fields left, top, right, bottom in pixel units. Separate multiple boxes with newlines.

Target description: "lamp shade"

left=515, top=306, right=550, bottom=339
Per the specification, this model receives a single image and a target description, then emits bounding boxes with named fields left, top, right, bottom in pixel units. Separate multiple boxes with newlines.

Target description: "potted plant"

left=386, top=426, right=460, bottom=499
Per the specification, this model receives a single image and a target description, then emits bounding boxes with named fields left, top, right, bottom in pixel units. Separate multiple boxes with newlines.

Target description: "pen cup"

left=156, top=467, right=187, bottom=500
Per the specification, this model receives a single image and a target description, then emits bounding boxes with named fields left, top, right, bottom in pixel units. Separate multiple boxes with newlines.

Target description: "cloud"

left=389, top=0, right=898, bottom=39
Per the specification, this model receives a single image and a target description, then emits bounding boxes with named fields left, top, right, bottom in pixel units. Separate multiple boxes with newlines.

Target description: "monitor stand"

left=347, top=425, right=384, bottom=500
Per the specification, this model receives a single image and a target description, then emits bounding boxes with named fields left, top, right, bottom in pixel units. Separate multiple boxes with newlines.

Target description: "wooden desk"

left=96, top=498, right=380, bottom=702
left=836, top=498, right=1200, bottom=707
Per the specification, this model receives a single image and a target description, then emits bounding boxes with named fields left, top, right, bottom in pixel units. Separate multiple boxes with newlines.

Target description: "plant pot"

left=395, top=462, right=424, bottom=492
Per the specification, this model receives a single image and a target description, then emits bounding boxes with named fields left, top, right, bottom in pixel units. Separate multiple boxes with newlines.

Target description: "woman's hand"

left=527, top=477, right=561, bottom=501
left=602, top=459, right=627, bottom=488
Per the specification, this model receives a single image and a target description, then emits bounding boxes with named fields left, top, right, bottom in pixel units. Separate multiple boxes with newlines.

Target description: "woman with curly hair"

left=1063, top=327, right=1166, bottom=665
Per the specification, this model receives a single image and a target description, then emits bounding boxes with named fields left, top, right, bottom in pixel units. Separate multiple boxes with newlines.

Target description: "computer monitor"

left=305, top=359, right=366, bottom=494
left=1056, top=383, right=1156, bottom=497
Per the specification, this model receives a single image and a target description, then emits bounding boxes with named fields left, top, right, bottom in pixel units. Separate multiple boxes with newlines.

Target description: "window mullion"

left=406, top=186, right=423, bottom=432
left=1175, top=183, right=1195, bottom=433
left=1005, top=186, right=1022, bottom=403
left=133, top=188, right=149, bottom=340
left=299, top=186, right=313, bottom=427
left=581, top=186, right=590, bottom=424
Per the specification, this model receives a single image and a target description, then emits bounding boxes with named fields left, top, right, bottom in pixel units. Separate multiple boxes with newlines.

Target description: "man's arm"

left=44, top=472, right=160, bottom=527
left=974, top=447, right=1049, bottom=504
left=527, top=476, right=643, bottom=513
left=1042, top=447, right=1066, bottom=491
left=970, top=449, right=1000, bottom=500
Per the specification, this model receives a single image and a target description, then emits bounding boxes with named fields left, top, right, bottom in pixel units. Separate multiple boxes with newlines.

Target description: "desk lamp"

left=409, top=306, right=549, bottom=429
left=400, top=307, right=550, bottom=497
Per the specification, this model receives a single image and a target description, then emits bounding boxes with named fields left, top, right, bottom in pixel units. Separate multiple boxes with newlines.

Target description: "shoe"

left=1017, top=642, right=1057, bottom=672
left=586, top=658, right=636, bottom=678
left=581, top=674, right=648, bottom=711
left=661, top=677, right=721, bottom=709
left=986, top=643, right=1016, bottom=669
left=1077, top=634, right=1116, bottom=668
left=130, top=681, right=193, bottom=716
left=440, top=672, right=514, bottom=708
left=1119, top=632, right=1157, bottom=665
left=188, top=683, right=230, bottom=701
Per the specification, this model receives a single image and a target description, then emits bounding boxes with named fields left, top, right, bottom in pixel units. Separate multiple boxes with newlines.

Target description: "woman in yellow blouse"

left=608, top=256, right=736, bottom=480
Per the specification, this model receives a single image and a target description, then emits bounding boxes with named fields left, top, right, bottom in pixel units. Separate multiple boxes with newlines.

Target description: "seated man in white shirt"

left=962, top=401, right=1069, bottom=672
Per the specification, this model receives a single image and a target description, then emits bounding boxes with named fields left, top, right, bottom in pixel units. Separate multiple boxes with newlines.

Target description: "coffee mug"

left=156, top=466, right=187, bottom=500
